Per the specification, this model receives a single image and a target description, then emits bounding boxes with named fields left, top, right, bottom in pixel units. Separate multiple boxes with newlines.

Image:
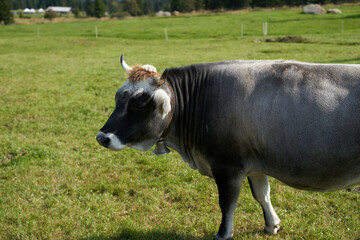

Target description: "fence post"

left=164, top=28, right=168, bottom=41
left=95, top=26, right=98, bottom=39
left=263, top=21, right=268, bottom=36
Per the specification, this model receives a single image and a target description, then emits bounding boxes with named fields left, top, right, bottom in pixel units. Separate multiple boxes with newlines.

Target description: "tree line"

left=9, top=0, right=171, bottom=15
left=87, top=0, right=172, bottom=18
left=6, top=0, right=358, bottom=18
left=171, top=0, right=357, bottom=12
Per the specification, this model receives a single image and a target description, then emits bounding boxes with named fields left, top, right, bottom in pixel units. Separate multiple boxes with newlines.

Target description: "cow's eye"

left=115, top=91, right=130, bottom=103
left=128, top=94, right=152, bottom=112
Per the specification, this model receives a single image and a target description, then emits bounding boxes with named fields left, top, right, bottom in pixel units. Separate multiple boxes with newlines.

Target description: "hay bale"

left=303, top=4, right=325, bottom=15
left=327, top=8, right=342, bottom=14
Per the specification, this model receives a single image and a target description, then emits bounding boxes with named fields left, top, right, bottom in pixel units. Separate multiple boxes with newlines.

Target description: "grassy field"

left=1, top=4, right=360, bottom=240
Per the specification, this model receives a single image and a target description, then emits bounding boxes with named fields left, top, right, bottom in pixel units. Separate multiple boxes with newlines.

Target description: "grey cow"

left=97, top=56, right=360, bottom=239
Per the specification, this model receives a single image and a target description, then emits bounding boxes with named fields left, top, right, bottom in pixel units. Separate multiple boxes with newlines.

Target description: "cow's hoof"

left=213, top=233, right=233, bottom=240
left=264, top=224, right=280, bottom=234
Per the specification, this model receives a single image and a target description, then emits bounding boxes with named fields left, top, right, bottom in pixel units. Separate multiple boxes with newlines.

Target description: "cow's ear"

left=161, top=68, right=168, bottom=82
left=149, top=68, right=168, bottom=86
left=153, top=89, right=171, bottom=119
left=156, top=68, right=168, bottom=85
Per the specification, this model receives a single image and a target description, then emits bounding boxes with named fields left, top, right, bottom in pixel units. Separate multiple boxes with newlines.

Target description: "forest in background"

left=9, top=0, right=358, bottom=17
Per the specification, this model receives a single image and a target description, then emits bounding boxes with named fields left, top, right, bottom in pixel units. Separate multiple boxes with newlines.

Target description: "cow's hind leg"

left=248, top=175, right=280, bottom=234
left=213, top=170, right=245, bottom=240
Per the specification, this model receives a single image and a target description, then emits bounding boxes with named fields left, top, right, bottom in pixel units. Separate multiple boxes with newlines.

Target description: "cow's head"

left=96, top=55, right=173, bottom=152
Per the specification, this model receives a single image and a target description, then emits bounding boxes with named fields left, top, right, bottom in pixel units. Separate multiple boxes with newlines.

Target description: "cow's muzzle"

left=96, top=132, right=111, bottom=148
left=96, top=131, right=126, bottom=150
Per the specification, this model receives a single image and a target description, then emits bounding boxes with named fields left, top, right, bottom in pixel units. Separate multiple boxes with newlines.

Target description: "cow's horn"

left=120, top=54, right=132, bottom=72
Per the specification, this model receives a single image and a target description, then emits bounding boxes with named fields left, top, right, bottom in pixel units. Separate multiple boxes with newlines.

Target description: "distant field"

left=0, top=4, right=359, bottom=240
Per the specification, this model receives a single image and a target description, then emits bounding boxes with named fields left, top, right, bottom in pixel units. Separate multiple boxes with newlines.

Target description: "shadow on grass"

left=83, top=228, right=212, bottom=240
left=83, top=228, right=268, bottom=240
left=342, top=14, right=360, bottom=19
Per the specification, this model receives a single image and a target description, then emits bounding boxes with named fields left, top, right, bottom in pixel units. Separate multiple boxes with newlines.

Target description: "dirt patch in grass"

left=257, top=36, right=310, bottom=43
left=0, top=150, right=26, bottom=164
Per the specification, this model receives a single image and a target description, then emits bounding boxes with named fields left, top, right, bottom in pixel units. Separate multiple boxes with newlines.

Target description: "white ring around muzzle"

left=97, top=131, right=125, bottom=151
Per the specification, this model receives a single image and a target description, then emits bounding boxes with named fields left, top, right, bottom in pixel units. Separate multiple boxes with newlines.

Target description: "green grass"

left=0, top=5, right=359, bottom=240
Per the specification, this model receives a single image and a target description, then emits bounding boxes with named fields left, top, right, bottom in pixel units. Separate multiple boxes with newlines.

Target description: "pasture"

left=0, top=4, right=360, bottom=240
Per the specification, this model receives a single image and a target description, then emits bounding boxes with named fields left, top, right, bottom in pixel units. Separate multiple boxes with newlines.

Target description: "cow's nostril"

left=103, top=137, right=110, bottom=145
left=96, top=134, right=111, bottom=147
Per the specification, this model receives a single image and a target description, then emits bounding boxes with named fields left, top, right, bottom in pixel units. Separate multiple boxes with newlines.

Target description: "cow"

left=96, top=55, right=360, bottom=240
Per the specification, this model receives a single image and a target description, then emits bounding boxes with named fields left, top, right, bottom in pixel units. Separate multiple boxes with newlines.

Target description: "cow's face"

left=96, top=56, right=171, bottom=151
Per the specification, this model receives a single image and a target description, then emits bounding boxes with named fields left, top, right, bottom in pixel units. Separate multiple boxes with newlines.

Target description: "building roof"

left=23, top=8, right=36, bottom=13
left=46, top=6, right=72, bottom=13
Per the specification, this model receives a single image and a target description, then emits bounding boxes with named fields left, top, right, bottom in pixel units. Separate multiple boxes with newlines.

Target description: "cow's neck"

left=164, top=67, right=209, bottom=168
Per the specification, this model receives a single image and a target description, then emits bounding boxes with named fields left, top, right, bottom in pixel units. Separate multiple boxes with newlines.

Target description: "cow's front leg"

left=248, top=174, right=280, bottom=234
left=213, top=169, right=245, bottom=240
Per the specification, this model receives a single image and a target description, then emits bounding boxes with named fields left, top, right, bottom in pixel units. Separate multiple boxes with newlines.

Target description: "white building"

left=23, top=7, right=46, bottom=14
left=46, top=6, right=72, bottom=14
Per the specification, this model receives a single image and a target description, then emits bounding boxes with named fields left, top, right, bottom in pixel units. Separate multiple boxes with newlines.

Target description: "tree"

left=74, top=7, right=80, bottom=17
left=141, top=0, right=150, bottom=15
left=171, top=0, right=183, bottom=11
left=209, top=0, right=224, bottom=9
left=44, top=9, right=57, bottom=20
left=0, top=0, right=14, bottom=25
left=94, top=0, right=105, bottom=18
left=109, top=0, right=122, bottom=15
left=194, top=0, right=203, bottom=10
left=85, top=0, right=95, bottom=16
left=123, top=0, right=142, bottom=16
left=183, top=0, right=195, bottom=11
left=230, top=0, right=251, bottom=9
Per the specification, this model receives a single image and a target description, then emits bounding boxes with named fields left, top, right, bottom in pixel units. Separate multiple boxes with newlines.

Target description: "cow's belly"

left=277, top=174, right=360, bottom=192
left=254, top=158, right=360, bottom=192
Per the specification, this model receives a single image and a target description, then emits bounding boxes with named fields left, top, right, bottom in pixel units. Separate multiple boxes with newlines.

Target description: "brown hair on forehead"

left=127, top=66, right=160, bottom=83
